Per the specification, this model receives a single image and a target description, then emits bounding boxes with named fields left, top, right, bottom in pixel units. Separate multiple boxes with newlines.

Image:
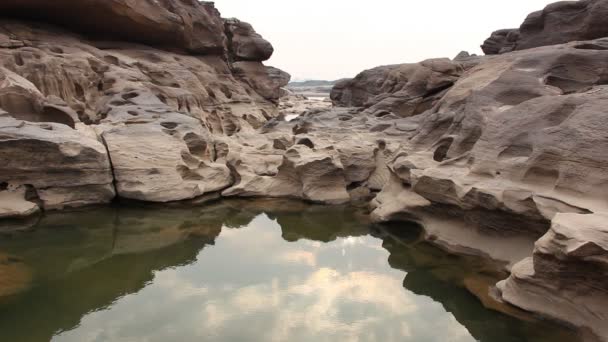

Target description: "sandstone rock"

left=286, top=146, right=350, bottom=204
left=225, top=18, right=274, bottom=62
left=482, top=0, right=608, bottom=54
left=222, top=141, right=351, bottom=204
left=395, top=39, right=608, bottom=222
left=0, top=116, right=115, bottom=210
left=0, top=0, right=227, bottom=54
left=499, top=213, right=608, bottom=341
left=453, top=51, right=478, bottom=60
left=0, top=184, right=39, bottom=219
left=344, top=36, right=608, bottom=337
left=0, top=13, right=289, bottom=213
left=331, top=58, right=476, bottom=117
left=100, top=117, right=233, bottom=203
left=0, top=68, right=77, bottom=128
left=232, top=62, right=291, bottom=102
left=481, top=29, right=520, bottom=55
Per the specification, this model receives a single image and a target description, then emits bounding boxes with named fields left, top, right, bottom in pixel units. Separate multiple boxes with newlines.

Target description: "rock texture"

left=329, top=2, right=608, bottom=338
left=498, top=213, right=608, bottom=340
left=225, top=18, right=274, bottom=62
left=0, top=0, right=227, bottom=54
left=0, top=0, right=607, bottom=339
left=364, top=38, right=608, bottom=230
left=0, top=0, right=288, bottom=213
left=330, top=58, right=479, bottom=118
left=482, top=0, right=608, bottom=54
left=0, top=115, right=114, bottom=212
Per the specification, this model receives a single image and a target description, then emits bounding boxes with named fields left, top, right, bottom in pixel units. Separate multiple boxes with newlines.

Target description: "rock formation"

left=482, top=0, right=608, bottom=54
left=225, top=18, right=274, bottom=62
left=330, top=58, right=478, bottom=118
left=498, top=213, right=608, bottom=340
left=0, top=0, right=289, bottom=217
left=330, top=1, right=608, bottom=339
left=0, top=0, right=227, bottom=54
left=0, top=0, right=607, bottom=340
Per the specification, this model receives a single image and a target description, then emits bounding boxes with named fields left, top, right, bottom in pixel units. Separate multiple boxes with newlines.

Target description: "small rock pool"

left=0, top=199, right=579, bottom=342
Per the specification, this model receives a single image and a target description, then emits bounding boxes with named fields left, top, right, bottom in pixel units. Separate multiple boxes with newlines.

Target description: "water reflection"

left=0, top=200, right=578, bottom=342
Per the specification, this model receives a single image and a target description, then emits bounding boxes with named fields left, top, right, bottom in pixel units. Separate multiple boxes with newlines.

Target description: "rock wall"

left=0, top=0, right=290, bottom=216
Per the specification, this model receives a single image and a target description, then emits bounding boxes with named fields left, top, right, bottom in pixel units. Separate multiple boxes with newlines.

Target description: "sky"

left=215, top=0, right=557, bottom=81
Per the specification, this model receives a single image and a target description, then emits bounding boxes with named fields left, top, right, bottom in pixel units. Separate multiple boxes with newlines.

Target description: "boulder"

left=224, top=18, right=274, bottom=62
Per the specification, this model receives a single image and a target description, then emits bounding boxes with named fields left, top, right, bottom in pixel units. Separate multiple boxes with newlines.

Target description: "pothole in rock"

left=433, top=138, right=454, bottom=162
left=296, top=138, right=315, bottom=149
left=160, top=122, right=179, bottom=129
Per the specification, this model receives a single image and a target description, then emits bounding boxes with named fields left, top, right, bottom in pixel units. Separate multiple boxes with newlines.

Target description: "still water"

left=0, top=199, right=578, bottom=342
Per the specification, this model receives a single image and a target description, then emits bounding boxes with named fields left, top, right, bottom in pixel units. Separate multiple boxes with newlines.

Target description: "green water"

left=0, top=199, right=579, bottom=342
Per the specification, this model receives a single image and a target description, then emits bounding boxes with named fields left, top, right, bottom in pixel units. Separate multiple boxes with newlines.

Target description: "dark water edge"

left=0, top=199, right=581, bottom=342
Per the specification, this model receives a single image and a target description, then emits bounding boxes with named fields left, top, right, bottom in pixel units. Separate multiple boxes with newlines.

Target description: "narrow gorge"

left=0, top=0, right=607, bottom=341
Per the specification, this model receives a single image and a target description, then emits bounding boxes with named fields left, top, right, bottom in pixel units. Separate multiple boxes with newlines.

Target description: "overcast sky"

left=216, top=0, right=556, bottom=81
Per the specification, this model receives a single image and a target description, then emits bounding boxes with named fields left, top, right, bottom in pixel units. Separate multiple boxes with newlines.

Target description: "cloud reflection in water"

left=54, top=213, right=474, bottom=342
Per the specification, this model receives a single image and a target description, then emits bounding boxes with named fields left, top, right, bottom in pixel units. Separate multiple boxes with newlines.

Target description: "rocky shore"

left=0, top=0, right=607, bottom=340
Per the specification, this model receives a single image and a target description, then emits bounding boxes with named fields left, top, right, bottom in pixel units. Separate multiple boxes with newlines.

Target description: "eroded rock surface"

left=499, top=213, right=608, bottom=341
left=0, top=0, right=227, bottom=54
left=330, top=58, right=479, bottom=118
left=0, top=1, right=289, bottom=210
left=327, top=4, right=608, bottom=339
left=225, top=18, right=274, bottom=62
left=482, top=0, right=608, bottom=54
left=0, top=115, right=114, bottom=212
left=0, top=0, right=607, bottom=339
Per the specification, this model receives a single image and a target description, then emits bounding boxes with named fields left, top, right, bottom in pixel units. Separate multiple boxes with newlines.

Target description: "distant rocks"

left=482, top=0, right=608, bottom=54
left=453, top=50, right=477, bottom=60
left=481, top=29, right=520, bottom=55
left=330, top=58, right=477, bottom=118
